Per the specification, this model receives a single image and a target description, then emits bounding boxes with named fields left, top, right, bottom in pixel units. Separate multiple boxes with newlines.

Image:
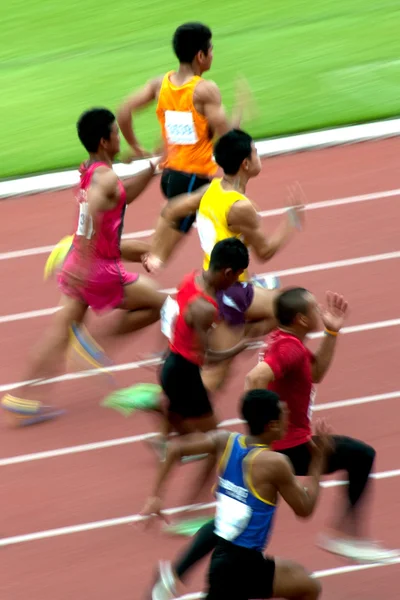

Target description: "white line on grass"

left=1, top=389, right=399, bottom=467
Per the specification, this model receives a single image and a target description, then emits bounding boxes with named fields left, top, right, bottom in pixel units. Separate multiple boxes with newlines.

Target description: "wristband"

left=324, top=328, right=339, bottom=337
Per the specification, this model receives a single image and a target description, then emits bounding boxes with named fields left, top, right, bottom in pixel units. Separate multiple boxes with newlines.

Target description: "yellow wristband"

left=324, top=328, right=338, bottom=337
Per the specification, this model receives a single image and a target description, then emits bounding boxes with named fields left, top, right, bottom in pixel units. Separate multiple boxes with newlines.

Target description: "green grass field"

left=2, top=1, right=400, bottom=178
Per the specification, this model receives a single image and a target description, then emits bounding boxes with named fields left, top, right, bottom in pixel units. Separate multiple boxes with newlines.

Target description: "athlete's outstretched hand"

left=286, top=181, right=306, bottom=230
left=320, top=291, right=349, bottom=333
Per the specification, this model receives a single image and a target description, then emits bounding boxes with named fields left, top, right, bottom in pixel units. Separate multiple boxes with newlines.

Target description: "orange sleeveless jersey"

left=156, top=71, right=218, bottom=177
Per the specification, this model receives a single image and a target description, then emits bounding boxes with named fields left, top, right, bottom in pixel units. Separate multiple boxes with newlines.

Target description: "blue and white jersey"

left=214, top=433, right=276, bottom=552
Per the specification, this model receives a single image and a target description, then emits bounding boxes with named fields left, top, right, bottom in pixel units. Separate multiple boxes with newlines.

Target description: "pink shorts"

left=58, top=247, right=138, bottom=314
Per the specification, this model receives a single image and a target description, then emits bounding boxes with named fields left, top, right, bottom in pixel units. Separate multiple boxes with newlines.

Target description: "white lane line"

left=1, top=187, right=400, bottom=262
left=1, top=249, right=400, bottom=325
left=1, top=389, right=399, bottom=467
left=0, top=467, right=398, bottom=547
left=0, top=315, right=398, bottom=393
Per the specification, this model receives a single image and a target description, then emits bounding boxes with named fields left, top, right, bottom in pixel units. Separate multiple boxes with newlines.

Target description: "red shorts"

left=58, top=247, right=138, bottom=314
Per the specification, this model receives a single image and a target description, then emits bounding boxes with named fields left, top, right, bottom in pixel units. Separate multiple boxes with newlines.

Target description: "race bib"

left=214, top=493, right=252, bottom=542
left=160, top=296, right=179, bottom=340
left=165, top=110, right=198, bottom=145
left=196, top=212, right=217, bottom=256
left=76, top=202, right=94, bottom=238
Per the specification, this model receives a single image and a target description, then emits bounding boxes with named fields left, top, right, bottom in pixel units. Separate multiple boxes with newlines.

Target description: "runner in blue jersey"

left=141, top=389, right=333, bottom=600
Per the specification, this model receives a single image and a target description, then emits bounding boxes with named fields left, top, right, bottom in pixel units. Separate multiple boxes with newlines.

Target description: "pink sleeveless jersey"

left=73, top=161, right=126, bottom=259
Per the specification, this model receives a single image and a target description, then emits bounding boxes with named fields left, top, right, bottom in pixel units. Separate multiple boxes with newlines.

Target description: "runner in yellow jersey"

left=117, top=22, right=252, bottom=265
left=144, top=129, right=305, bottom=393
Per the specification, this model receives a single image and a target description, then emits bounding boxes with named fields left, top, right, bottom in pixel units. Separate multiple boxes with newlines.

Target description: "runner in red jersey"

left=161, top=237, right=251, bottom=436
left=1, top=108, right=167, bottom=427
left=245, top=287, right=397, bottom=563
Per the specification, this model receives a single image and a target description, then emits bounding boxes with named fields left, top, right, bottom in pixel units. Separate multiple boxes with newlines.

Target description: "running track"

left=1, top=138, right=400, bottom=599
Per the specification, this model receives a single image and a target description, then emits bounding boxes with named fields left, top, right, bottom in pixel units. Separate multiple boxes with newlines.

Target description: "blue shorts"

left=216, top=276, right=280, bottom=326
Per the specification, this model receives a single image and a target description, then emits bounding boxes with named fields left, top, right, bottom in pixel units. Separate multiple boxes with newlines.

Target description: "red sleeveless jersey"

left=170, top=271, right=218, bottom=366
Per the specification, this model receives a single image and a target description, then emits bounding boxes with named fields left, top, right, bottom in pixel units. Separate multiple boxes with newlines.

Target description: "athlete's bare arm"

left=186, top=297, right=248, bottom=363
left=194, top=80, right=243, bottom=138
left=140, top=429, right=231, bottom=520
left=123, top=159, right=160, bottom=205
left=228, top=199, right=303, bottom=262
left=270, top=453, right=324, bottom=518
left=116, top=77, right=163, bottom=155
left=244, top=361, right=275, bottom=391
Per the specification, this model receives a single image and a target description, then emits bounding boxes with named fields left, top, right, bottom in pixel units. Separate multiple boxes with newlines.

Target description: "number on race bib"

left=165, top=110, right=198, bottom=145
left=214, top=493, right=252, bottom=542
left=196, top=212, right=217, bottom=256
left=76, top=202, right=94, bottom=238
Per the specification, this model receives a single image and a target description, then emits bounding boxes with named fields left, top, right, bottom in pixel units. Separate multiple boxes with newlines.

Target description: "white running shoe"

left=317, top=534, right=400, bottom=564
left=151, top=561, right=178, bottom=600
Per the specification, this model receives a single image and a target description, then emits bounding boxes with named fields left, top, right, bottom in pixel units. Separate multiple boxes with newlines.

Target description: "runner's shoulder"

left=194, top=79, right=222, bottom=103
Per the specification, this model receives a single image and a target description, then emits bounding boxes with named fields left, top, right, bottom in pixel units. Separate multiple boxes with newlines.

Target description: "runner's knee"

left=273, top=559, right=321, bottom=599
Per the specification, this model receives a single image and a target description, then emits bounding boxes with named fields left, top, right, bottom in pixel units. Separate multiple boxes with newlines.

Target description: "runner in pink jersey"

left=1, top=108, right=167, bottom=427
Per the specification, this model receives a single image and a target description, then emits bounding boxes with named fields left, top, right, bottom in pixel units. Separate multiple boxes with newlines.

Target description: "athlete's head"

left=214, top=129, right=261, bottom=178
left=241, top=389, right=287, bottom=440
left=274, top=287, right=320, bottom=333
left=173, top=23, right=213, bottom=73
left=208, top=237, right=249, bottom=289
left=77, top=108, right=120, bottom=158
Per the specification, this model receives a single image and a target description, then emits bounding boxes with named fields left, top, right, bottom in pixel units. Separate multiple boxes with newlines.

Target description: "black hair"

left=77, top=108, right=115, bottom=153
left=209, top=237, right=249, bottom=273
left=241, top=389, right=281, bottom=436
left=214, top=129, right=254, bottom=175
left=173, top=22, right=212, bottom=63
left=274, top=287, right=310, bottom=326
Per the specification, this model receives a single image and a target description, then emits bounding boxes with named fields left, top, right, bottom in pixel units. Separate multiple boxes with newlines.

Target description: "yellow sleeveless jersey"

left=196, top=178, right=250, bottom=282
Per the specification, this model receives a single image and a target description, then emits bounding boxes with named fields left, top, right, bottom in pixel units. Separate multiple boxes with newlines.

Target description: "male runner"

left=142, top=389, right=331, bottom=600
left=117, top=22, right=249, bottom=264
left=160, top=237, right=252, bottom=437
left=1, top=108, right=167, bottom=426
left=146, top=286, right=398, bottom=599
left=144, top=129, right=304, bottom=393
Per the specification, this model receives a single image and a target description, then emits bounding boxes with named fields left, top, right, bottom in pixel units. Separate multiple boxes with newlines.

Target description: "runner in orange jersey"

left=117, top=22, right=252, bottom=265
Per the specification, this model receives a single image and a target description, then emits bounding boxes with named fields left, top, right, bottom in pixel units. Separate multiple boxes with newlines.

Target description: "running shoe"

left=68, top=322, right=114, bottom=378
left=1, top=394, right=65, bottom=426
left=317, top=534, right=400, bottom=563
left=151, top=561, right=178, bottom=600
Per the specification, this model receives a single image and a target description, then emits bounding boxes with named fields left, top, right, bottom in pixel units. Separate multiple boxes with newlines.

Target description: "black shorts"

left=160, top=351, right=213, bottom=419
left=160, top=168, right=211, bottom=234
left=206, top=539, right=276, bottom=600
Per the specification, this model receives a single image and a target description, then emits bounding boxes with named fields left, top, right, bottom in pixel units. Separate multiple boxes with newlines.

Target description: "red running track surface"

left=1, top=139, right=400, bottom=599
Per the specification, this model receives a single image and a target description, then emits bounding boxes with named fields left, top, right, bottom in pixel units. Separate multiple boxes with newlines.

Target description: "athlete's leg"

left=281, top=437, right=397, bottom=562
left=1, top=295, right=88, bottom=425
left=156, top=169, right=210, bottom=264
left=115, top=274, right=167, bottom=334
left=272, top=558, right=321, bottom=600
